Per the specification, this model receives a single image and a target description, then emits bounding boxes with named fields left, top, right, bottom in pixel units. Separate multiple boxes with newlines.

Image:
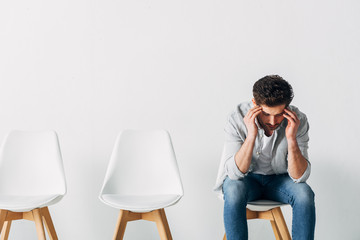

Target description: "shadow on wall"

left=311, top=158, right=360, bottom=240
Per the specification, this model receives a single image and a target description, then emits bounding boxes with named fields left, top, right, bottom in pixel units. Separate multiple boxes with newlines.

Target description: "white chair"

left=223, top=200, right=291, bottom=240
left=0, top=130, right=66, bottom=240
left=99, top=130, right=183, bottom=240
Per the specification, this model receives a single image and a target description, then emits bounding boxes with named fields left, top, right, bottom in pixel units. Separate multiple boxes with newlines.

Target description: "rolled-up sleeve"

left=223, top=114, right=246, bottom=180
left=224, top=144, right=246, bottom=180
left=290, top=161, right=311, bottom=183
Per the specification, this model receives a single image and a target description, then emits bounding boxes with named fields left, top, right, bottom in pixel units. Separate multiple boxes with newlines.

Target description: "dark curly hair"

left=253, top=75, right=294, bottom=107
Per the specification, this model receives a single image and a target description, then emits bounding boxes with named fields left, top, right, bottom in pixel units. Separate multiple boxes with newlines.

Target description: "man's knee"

left=293, top=183, right=315, bottom=207
left=223, top=178, right=248, bottom=206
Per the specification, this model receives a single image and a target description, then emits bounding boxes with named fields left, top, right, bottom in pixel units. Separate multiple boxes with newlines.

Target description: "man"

left=214, top=75, right=315, bottom=240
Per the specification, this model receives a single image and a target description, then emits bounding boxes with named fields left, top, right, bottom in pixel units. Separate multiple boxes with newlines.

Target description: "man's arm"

left=283, top=108, right=308, bottom=179
left=234, top=105, right=262, bottom=173
left=234, top=135, right=256, bottom=174
left=287, top=139, right=308, bottom=179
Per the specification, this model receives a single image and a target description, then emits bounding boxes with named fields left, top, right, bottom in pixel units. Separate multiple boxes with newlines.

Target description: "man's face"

left=256, top=103, right=286, bottom=132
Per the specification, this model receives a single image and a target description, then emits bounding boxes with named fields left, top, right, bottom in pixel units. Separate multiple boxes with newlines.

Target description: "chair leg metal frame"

left=223, top=207, right=291, bottom=240
left=113, top=208, right=172, bottom=240
left=0, top=207, right=58, bottom=240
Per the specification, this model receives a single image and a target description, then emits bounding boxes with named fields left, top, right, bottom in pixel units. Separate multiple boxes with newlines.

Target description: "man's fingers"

left=252, top=108, right=262, bottom=118
left=283, top=113, right=296, bottom=125
left=247, top=106, right=261, bottom=114
left=248, top=107, right=262, bottom=119
left=284, top=109, right=299, bottom=121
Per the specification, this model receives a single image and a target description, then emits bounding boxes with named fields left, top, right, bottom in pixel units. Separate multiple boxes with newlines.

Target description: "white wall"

left=1, top=0, right=360, bottom=239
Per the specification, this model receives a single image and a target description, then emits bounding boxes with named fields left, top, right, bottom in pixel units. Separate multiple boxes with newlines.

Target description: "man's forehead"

left=259, top=104, right=286, bottom=115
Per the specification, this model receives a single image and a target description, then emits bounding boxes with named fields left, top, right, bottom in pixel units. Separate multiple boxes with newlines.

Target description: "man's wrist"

left=287, top=138, right=298, bottom=149
left=246, top=134, right=257, bottom=142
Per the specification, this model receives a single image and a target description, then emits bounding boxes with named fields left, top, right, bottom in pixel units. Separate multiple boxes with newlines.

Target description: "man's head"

left=252, top=75, right=294, bottom=132
left=252, top=75, right=293, bottom=107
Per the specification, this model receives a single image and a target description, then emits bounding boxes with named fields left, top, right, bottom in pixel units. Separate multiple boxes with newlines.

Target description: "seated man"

left=214, top=75, right=315, bottom=240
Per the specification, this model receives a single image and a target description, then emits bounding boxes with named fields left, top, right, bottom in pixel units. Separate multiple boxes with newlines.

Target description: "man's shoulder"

left=232, top=102, right=252, bottom=117
left=223, top=102, right=250, bottom=138
left=288, top=105, right=308, bottom=121
left=224, top=102, right=251, bottom=129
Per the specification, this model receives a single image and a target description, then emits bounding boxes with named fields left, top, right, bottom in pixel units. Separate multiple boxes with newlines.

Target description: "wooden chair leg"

left=113, top=210, right=129, bottom=240
left=152, top=209, right=172, bottom=240
left=41, top=207, right=58, bottom=240
left=272, top=208, right=291, bottom=240
left=32, top=209, right=46, bottom=240
left=0, top=210, right=8, bottom=233
left=0, top=220, right=12, bottom=240
left=270, top=220, right=282, bottom=240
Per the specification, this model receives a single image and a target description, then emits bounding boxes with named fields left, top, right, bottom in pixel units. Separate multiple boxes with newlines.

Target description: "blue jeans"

left=223, top=173, right=315, bottom=240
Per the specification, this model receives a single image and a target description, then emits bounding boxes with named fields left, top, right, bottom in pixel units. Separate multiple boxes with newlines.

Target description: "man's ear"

left=252, top=98, right=257, bottom=106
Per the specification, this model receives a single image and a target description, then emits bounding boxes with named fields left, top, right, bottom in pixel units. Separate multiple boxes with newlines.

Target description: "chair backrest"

left=0, top=130, right=66, bottom=196
left=100, top=130, right=183, bottom=196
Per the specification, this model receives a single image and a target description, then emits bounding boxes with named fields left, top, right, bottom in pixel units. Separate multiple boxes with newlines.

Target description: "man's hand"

left=244, top=106, right=262, bottom=139
left=283, top=108, right=300, bottom=141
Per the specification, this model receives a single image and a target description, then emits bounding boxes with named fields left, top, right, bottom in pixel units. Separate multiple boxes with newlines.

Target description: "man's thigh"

left=222, top=176, right=263, bottom=202
left=262, top=173, right=315, bottom=204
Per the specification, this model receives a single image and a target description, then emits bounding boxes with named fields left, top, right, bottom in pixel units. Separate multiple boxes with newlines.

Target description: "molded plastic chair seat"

left=247, top=200, right=288, bottom=212
left=99, top=130, right=183, bottom=240
left=101, top=194, right=182, bottom=212
left=0, top=130, right=66, bottom=240
left=0, top=194, right=63, bottom=212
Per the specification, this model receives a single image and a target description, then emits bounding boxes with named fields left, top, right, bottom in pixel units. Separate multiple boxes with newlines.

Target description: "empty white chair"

left=0, top=130, right=66, bottom=240
left=99, top=130, right=183, bottom=240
